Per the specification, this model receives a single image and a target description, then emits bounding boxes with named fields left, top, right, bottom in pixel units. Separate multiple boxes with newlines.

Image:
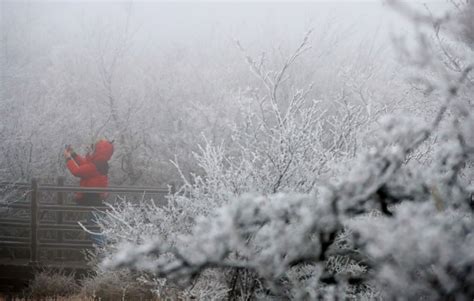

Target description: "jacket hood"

left=89, top=139, right=114, bottom=162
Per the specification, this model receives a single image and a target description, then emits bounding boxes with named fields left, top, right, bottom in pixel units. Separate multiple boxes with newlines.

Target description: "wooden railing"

left=0, top=178, right=169, bottom=265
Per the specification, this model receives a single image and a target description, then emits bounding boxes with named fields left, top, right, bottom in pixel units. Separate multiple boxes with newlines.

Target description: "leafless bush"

left=79, top=270, right=157, bottom=301
left=26, top=269, right=79, bottom=299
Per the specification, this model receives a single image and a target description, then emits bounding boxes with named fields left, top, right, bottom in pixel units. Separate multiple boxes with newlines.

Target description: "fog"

left=3, top=0, right=423, bottom=185
left=2, top=1, right=404, bottom=52
left=0, top=0, right=453, bottom=184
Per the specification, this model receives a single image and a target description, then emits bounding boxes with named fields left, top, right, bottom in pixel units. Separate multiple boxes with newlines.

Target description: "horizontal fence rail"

left=0, top=177, right=169, bottom=266
left=39, top=184, right=169, bottom=194
left=0, top=182, right=31, bottom=189
left=1, top=183, right=169, bottom=194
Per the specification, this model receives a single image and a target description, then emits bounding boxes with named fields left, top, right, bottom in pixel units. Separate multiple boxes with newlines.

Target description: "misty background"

left=0, top=1, right=446, bottom=186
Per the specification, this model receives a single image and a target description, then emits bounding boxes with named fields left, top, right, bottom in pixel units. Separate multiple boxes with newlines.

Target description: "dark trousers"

left=75, top=193, right=105, bottom=246
left=76, top=193, right=103, bottom=207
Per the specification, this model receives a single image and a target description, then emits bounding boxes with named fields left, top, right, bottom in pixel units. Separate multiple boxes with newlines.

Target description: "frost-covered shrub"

left=79, top=269, right=156, bottom=301
left=98, top=2, right=474, bottom=300
left=26, top=269, right=79, bottom=299
left=94, top=29, right=378, bottom=299
left=103, top=104, right=474, bottom=299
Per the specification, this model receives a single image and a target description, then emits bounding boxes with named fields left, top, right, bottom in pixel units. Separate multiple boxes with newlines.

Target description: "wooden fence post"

left=56, top=177, right=65, bottom=260
left=30, top=178, right=39, bottom=264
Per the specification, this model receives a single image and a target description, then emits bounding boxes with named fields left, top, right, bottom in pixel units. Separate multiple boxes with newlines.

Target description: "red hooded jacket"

left=66, top=140, right=114, bottom=201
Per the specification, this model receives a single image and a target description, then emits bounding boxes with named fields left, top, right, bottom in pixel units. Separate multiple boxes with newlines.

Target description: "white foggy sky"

left=2, top=0, right=451, bottom=72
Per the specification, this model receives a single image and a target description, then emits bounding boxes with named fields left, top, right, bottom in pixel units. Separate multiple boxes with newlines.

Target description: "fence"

left=0, top=177, right=169, bottom=265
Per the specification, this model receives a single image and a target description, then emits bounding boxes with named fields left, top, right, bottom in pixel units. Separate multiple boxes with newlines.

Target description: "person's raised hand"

left=64, top=149, right=72, bottom=159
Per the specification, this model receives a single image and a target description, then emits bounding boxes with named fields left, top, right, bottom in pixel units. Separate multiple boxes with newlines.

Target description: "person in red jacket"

left=64, top=139, right=114, bottom=206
